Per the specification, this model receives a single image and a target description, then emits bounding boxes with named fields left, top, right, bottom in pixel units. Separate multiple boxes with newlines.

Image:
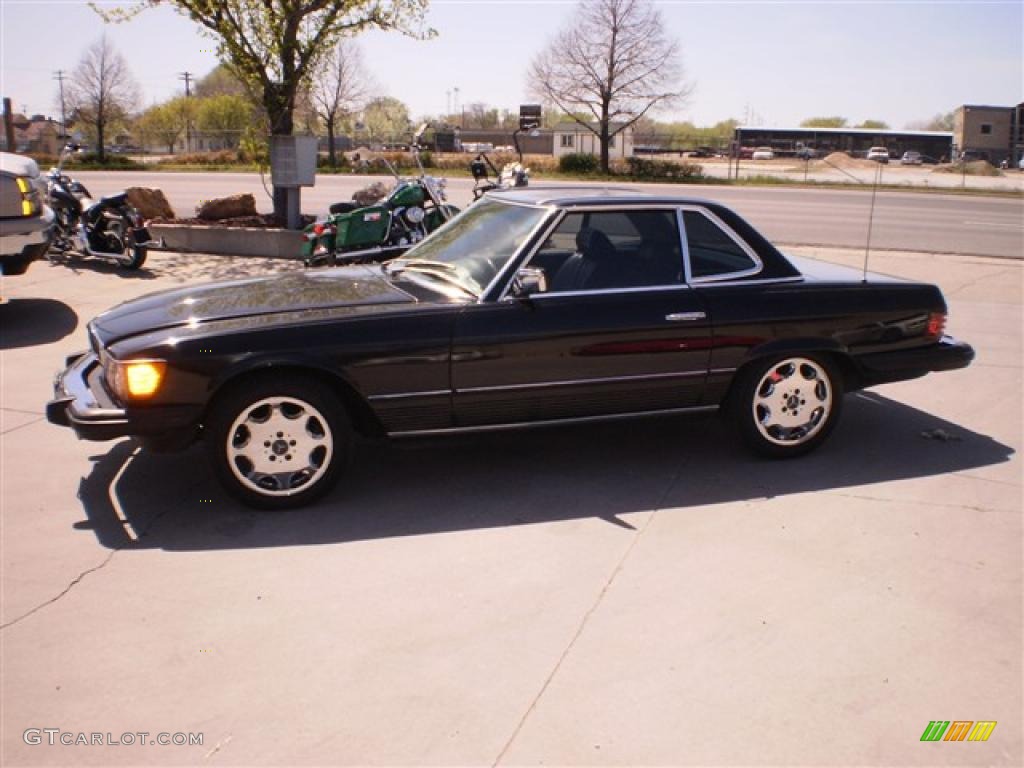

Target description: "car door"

left=451, top=207, right=713, bottom=427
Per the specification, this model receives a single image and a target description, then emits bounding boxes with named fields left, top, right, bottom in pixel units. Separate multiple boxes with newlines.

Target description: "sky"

left=0, top=0, right=1021, bottom=129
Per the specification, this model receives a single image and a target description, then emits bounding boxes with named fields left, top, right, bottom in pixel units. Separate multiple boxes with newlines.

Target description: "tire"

left=732, top=354, right=843, bottom=458
left=205, top=373, right=351, bottom=509
left=121, top=245, right=146, bottom=270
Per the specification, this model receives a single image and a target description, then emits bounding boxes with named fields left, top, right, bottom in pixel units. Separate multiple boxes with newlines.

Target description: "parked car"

left=900, top=151, right=923, bottom=165
left=751, top=146, right=774, bottom=160
left=866, top=147, right=890, bottom=163
left=795, top=146, right=817, bottom=160
left=0, top=151, right=54, bottom=277
left=47, top=189, right=974, bottom=509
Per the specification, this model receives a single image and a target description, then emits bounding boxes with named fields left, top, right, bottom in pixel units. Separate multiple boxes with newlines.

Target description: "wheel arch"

left=203, top=358, right=385, bottom=439
left=719, top=339, right=861, bottom=412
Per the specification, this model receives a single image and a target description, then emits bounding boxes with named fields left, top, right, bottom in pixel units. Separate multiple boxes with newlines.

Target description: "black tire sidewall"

left=205, top=374, right=351, bottom=510
left=733, top=354, right=844, bottom=458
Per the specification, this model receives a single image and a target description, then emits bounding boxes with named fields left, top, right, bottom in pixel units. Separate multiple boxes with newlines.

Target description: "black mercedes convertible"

left=48, top=188, right=974, bottom=508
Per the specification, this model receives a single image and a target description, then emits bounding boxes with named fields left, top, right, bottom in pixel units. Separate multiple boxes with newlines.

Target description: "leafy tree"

left=855, top=119, right=890, bottom=129
left=68, top=35, right=140, bottom=161
left=529, top=0, right=691, bottom=173
left=800, top=116, right=848, bottom=128
left=906, top=111, right=955, bottom=132
left=93, top=0, right=431, bottom=220
left=362, top=96, right=411, bottom=143
left=309, top=39, right=371, bottom=166
left=195, top=63, right=250, bottom=99
left=137, top=97, right=192, bottom=153
left=195, top=94, right=251, bottom=148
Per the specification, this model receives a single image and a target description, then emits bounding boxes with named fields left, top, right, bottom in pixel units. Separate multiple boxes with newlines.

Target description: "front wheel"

left=732, top=355, right=843, bottom=458
left=205, top=374, right=351, bottom=509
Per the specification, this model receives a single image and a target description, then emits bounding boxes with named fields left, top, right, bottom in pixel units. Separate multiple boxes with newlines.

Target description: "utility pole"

left=53, top=70, right=67, bottom=141
left=178, top=71, right=193, bottom=153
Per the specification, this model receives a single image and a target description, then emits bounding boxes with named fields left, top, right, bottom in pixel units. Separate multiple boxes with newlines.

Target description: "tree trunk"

left=327, top=121, right=336, bottom=167
left=97, top=121, right=105, bottom=163
left=267, top=97, right=295, bottom=223
left=599, top=121, right=610, bottom=174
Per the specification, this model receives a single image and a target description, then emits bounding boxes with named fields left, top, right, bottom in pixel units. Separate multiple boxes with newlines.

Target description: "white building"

left=552, top=122, right=634, bottom=159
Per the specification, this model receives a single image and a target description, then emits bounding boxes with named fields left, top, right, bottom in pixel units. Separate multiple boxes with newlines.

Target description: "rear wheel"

left=732, top=354, right=843, bottom=458
left=121, top=245, right=146, bottom=269
left=206, top=374, right=351, bottom=509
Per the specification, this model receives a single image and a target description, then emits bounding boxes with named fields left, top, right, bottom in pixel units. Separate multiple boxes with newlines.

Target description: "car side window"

left=534, top=210, right=683, bottom=293
left=683, top=210, right=758, bottom=279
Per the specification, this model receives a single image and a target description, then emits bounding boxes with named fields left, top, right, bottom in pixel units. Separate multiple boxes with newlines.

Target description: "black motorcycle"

left=46, top=144, right=157, bottom=270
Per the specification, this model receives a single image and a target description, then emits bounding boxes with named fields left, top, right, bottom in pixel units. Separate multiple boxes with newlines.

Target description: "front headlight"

left=105, top=358, right=167, bottom=401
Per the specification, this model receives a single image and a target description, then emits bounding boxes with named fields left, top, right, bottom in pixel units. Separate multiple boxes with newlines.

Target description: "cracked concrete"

left=2, top=235, right=1021, bottom=765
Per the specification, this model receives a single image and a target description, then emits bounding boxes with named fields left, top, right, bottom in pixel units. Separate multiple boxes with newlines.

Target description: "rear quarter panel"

left=699, top=278, right=947, bottom=402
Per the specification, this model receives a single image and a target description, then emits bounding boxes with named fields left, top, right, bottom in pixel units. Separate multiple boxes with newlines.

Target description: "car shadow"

left=74, top=393, right=1014, bottom=552
left=0, top=298, right=79, bottom=349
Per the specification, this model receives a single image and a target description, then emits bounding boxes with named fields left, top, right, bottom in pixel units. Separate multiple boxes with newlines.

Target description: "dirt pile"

left=932, top=160, right=1003, bottom=177
left=812, top=152, right=878, bottom=171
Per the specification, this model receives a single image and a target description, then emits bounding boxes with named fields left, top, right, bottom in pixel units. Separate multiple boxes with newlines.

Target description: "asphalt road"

left=75, top=170, right=1024, bottom=259
left=2, top=244, right=1020, bottom=764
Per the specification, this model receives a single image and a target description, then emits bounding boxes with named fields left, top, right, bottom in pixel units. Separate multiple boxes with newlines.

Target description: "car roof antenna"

left=862, top=161, right=882, bottom=282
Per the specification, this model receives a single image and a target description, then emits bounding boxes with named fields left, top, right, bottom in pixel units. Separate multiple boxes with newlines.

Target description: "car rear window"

left=683, top=210, right=759, bottom=280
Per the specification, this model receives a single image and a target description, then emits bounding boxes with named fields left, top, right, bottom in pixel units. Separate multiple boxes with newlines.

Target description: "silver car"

left=1, top=151, right=54, bottom=276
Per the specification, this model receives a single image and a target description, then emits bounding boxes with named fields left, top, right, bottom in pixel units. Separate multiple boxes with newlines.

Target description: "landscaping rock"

left=196, top=193, right=258, bottom=221
left=125, top=187, right=175, bottom=220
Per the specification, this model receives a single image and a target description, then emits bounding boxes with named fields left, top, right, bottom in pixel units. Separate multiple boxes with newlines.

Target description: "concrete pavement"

left=1, top=246, right=1021, bottom=765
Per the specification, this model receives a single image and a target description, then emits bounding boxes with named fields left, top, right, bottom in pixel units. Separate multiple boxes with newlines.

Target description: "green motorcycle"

left=302, top=125, right=458, bottom=267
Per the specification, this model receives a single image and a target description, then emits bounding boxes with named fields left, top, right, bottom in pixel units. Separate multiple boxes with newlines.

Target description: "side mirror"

left=512, top=266, right=547, bottom=297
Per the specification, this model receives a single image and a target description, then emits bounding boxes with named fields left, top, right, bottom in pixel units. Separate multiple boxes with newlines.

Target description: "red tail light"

left=926, top=312, right=946, bottom=339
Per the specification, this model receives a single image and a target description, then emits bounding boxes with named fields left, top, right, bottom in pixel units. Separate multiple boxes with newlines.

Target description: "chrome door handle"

left=665, top=311, right=706, bottom=322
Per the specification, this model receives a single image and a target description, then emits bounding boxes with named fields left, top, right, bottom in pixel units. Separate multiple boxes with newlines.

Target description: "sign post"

left=270, top=135, right=319, bottom=230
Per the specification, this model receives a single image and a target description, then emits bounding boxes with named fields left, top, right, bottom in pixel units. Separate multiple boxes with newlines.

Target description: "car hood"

left=92, top=265, right=414, bottom=343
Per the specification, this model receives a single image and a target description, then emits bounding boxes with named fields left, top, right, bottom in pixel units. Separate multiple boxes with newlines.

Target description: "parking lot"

left=1, top=233, right=1021, bottom=764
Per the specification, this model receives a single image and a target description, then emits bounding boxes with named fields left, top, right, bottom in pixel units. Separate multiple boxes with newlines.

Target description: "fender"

left=204, top=352, right=385, bottom=437
left=49, top=186, right=82, bottom=216
left=740, top=336, right=847, bottom=364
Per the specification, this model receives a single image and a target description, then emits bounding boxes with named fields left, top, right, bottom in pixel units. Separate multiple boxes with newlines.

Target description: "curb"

left=149, top=223, right=304, bottom=260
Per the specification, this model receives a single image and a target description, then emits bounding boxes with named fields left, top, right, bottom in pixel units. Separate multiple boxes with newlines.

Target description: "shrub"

left=558, top=153, right=599, bottom=174
left=70, top=153, right=146, bottom=170
left=158, top=149, right=241, bottom=166
left=624, top=156, right=704, bottom=181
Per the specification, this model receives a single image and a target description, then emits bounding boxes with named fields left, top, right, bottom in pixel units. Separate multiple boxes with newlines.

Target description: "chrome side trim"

left=525, top=283, right=692, bottom=300
left=368, top=389, right=452, bottom=402
left=388, top=404, right=719, bottom=437
left=709, top=367, right=738, bottom=375
left=457, top=369, right=707, bottom=394
left=666, top=311, right=706, bottom=321
left=694, top=276, right=805, bottom=288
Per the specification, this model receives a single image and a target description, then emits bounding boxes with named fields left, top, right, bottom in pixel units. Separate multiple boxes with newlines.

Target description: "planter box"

left=149, top=223, right=304, bottom=260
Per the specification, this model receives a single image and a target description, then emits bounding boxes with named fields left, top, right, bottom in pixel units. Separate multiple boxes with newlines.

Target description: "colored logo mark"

left=920, top=721, right=996, bottom=742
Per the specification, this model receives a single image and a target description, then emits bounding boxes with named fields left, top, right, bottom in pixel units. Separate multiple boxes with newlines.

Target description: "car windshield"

left=389, top=198, right=547, bottom=295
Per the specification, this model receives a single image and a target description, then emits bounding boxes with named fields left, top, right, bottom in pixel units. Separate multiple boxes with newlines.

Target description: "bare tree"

left=309, top=39, right=371, bottom=166
left=68, top=35, right=140, bottom=161
left=529, top=0, right=690, bottom=172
